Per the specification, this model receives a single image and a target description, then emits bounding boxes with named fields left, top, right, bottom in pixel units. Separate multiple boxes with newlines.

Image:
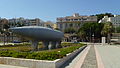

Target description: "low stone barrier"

left=0, top=46, right=87, bottom=68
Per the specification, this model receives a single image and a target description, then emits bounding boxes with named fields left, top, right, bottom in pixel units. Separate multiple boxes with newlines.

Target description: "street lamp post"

left=90, top=27, right=91, bottom=42
left=9, top=32, right=13, bottom=42
left=92, top=34, right=94, bottom=43
left=3, top=29, right=6, bottom=46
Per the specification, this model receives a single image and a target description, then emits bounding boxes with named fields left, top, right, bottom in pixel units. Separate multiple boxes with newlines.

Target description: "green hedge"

left=61, top=42, right=84, bottom=47
left=0, top=44, right=85, bottom=60
left=0, top=42, right=84, bottom=52
left=0, top=42, right=43, bottom=52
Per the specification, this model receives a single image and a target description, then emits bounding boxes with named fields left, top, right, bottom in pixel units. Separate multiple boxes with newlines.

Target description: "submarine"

left=9, top=26, right=64, bottom=51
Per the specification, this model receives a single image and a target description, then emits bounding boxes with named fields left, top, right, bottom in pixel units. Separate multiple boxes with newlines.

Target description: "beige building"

left=57, top=13, right=97, bottom=32
left=0, top=18, right=9, bottom=29
left=53, top=24, right=57, bottom=29
left=44, top=21, right=57, bottom=29
left=28, top=18, right=44, bottom=26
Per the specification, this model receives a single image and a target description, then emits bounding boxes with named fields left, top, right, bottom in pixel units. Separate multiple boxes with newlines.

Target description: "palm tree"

left=101, top=22, right=113, bottom=44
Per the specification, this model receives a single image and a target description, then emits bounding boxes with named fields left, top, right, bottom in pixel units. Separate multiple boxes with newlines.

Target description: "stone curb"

left=56, top=45, right=87, bottom=68
left=74, top=45, right=91, bottom=68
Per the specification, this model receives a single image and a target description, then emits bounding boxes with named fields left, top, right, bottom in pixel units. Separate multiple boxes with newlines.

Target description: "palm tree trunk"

left=107, top=33, right=111, bottom=44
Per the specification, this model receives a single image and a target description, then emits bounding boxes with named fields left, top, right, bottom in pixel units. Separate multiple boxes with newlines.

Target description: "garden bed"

left=0, top=43, right=86, bottom=68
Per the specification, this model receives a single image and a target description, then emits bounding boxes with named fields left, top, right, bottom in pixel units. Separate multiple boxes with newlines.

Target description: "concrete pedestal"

left=102, top=37, right=106, bottom=45
left=31, top=40, right=38, bottom=51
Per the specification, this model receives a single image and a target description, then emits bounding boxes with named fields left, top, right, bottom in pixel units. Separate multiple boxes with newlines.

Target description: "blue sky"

left=0, top=0, right=119, bottom=22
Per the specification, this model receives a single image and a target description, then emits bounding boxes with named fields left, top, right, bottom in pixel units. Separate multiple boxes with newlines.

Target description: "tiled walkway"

left=62, top=45, right=91, bottom=68
left=81, top=45, right=97, bottom=68
left=63, top=43, right=120, bottom=68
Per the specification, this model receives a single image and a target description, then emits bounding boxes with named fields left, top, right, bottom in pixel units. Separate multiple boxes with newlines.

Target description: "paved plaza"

left=63, top=43, right=120, bottom=68
left=96, top=44, right=120, bottom=68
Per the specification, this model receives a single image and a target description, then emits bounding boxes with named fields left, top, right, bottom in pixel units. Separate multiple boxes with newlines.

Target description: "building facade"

left=110, top=15, right=120, bottom=28
left=0, top=18, right=9, bottom=30
left=57, top=13, right=97, bottom=32
left=44, top=21, right=57, bottom=29
left=99, top=15, right=120, bottom=28
left=8, top=17, right=44, bottom=28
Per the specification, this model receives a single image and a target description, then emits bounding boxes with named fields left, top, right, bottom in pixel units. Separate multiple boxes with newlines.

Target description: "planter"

left=0, top=46, right=87, bottom=68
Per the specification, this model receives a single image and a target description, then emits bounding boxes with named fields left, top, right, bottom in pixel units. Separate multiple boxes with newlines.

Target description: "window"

left=71, top=19, right=73, bottom=21
left=79, top=19, right=81, bottom=21
left=83, top=18, right=87, bottom=20
left=60, top=24, right=62, bottom=29
left=74, top=19, right=78, bottom=21
left=66, top=19, right=70, bottom=21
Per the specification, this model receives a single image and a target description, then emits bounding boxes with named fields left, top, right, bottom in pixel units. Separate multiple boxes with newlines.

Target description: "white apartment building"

left=98, top=16, right=111, bottom=23
left=110, top=15, right=120, bottom=27
left=99, top=15, right=120, bottom=28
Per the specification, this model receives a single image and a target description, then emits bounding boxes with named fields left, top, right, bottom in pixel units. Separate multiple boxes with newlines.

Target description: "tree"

left=3, top=24, right=10, bottom=29
left=55, top=28, right=60, bottom=30
left=64, top=27, right=76, bottom=34
left=2, top=24, right=10, bottom=44
left=16, top=22, right=24, bottom=27
left=77, top=30, right=86, bottom=42
left=78, top=22, right=104, bottom=42
left=101, top=22, right=113, bottom=44
left=115, top=26, right=120, bottom=33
